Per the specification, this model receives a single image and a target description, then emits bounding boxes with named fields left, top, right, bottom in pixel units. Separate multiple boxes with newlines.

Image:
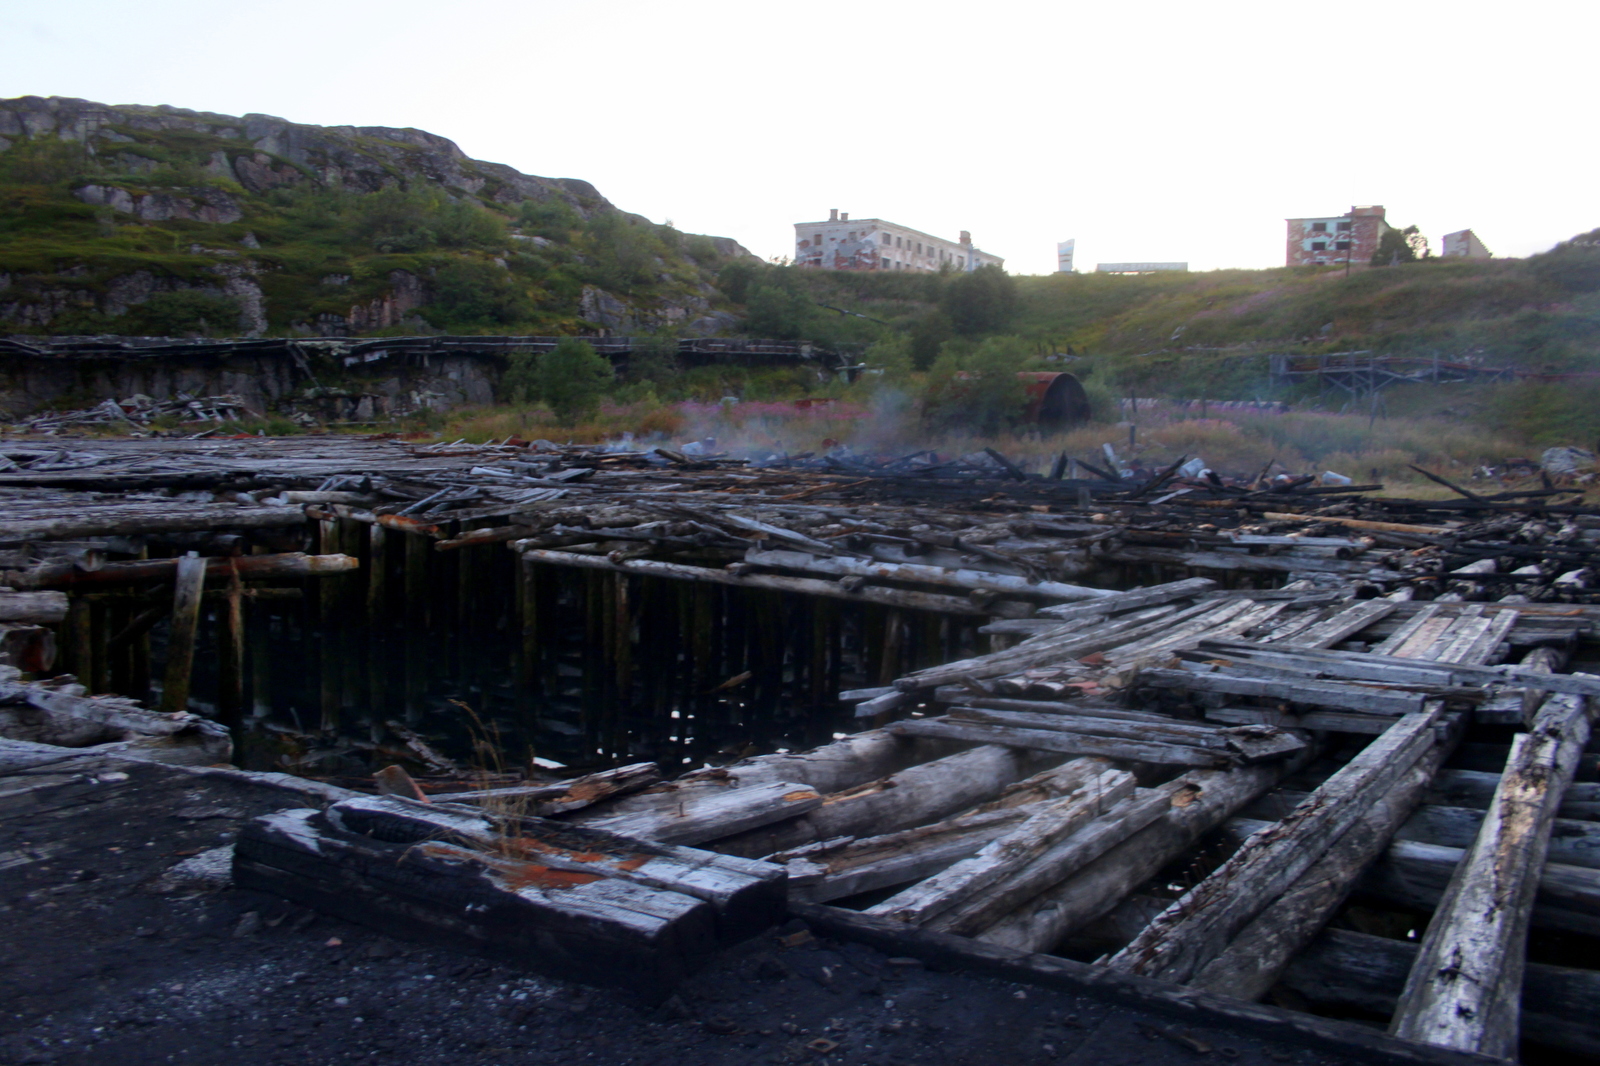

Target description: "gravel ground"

left=0, top=758, right=1381, bottom=1066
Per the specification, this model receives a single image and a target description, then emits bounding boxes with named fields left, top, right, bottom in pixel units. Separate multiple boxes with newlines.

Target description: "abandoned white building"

left=793, top=210, right=1004, bottom=272
left=1441, top=229, right=1492, bottom=259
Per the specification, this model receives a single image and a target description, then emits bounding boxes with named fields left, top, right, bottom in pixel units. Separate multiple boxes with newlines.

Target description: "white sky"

left=2, top=0, right=1595, bottom=275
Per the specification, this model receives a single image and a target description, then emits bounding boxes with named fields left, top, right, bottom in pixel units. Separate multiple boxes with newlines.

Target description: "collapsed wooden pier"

left=4, top=433, right=1600, bottom=1060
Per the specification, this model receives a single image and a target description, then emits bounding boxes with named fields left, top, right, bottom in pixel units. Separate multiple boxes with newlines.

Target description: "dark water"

left=168, top=532, right=980, bottom=782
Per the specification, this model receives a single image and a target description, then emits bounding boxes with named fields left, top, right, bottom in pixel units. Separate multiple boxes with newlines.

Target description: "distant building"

left=793, top=210, right=1003, bottom=272
left=1442, top=229, right=1492, bottom=259
left=1096, top=262, right=1187, bottom=274
left=1057, top=239, right=1076, bottom=273
left=1285, top=205, right=1393, bottom=267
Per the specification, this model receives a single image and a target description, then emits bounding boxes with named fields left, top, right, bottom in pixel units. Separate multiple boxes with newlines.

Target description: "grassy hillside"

left=0, top=96, right=748, bottom=337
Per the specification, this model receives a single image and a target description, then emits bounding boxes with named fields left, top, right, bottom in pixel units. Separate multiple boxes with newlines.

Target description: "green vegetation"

left=528, top=338, right=615, bottom=424
left=0, top=108, right=742, bottom=337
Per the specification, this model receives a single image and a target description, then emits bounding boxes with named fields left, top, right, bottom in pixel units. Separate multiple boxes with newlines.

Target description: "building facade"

left=793, top=210, right=1003, bottom=272
left=1285, top=204, right=1393, bottom=267
left=1442, top=229, right=1492, bottom=259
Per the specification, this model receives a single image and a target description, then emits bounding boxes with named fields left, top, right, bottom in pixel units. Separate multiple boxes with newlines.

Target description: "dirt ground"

left=0, top=757, right=1388, bottom=1066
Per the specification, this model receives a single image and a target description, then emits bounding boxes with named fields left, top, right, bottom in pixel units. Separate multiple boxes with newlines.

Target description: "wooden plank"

left=1137, top=666, right=1427, bottom=716
left=1103, top=704, right=1448, bottom=984
left=1371, top=604, right=1444, bottom=655
left=888, top=717, right=1233, bottom=768
left=947, top=706, right=1233, bottom=748
left=865, top=765, right=1136, bottom=925
left=1206, top=705, right=1395, bottom=734
left=1388, top=688, right=1597, bottom=1057
left=743, top=548, right=1115, bottom=602
left=1278, top=599, right=1397, bottom=649
left=893, top=600, right=1213, bottom=690
left=234, top=808, right=718, bottom=993
left=1198, top=640, right=1600, bottom=699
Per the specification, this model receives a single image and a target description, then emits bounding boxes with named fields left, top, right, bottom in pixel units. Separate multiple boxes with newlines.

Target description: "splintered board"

left=234, top=794, right=785, bottom=995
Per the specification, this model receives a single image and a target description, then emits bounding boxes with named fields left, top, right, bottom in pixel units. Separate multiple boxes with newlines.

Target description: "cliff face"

left=0, top=96, right=750, bottom=338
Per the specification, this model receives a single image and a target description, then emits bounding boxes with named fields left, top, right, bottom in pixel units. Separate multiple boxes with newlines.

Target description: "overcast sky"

left=3, top=0, right=1593, bottom=274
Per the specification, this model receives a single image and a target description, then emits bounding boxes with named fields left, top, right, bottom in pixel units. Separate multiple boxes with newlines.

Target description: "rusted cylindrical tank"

left=1018, top=372, right=1091, bottom=429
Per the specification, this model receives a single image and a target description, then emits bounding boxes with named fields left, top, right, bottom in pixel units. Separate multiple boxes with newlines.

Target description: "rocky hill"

left=0, top=96, right=752, bottom=338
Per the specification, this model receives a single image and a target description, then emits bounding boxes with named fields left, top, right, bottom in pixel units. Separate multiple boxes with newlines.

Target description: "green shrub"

left=424, top=260, right=533, bottom=330
left=533, top=338, right=615, bottom=423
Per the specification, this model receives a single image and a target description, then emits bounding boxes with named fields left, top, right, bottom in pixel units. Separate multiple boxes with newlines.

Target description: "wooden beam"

left=1103, top=704, right=1448, bottom=984
left=1389, top=688, right=1597, bottom=1057
left=157, top=553, right=207, bottom=715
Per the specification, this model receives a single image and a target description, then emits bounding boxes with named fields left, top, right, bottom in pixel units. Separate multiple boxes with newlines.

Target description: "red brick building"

left=1285, top=205, right=1393, bottom=267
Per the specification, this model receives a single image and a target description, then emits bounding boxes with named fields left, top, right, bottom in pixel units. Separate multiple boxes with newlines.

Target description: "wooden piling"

left=217, top=567, right=246, bottom=722
left=158, top=553, right=207, bottom=714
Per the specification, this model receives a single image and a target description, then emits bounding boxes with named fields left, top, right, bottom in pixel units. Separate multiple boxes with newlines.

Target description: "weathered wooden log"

left=520, top=549, right=995, bottom=616
left=1034, top=576, right=1217, bottom=621
left=1241, top=784, right=1600, bottom=870
left=3, top=552, right=358, bottom=591
left=673, top=729, right=957, bottom=795
left=431, top=762, right=663, bottom=815
left=1213, top=818, right=1600, bottom=937
left=866, top=764, right=1136, bottom=925
left=1104, top=704, right=1447, bottom=983
left=1426, top=768, right=1600, bottom=821
left=776, top=807, right=1032, bottom=903
left=927, top=787, right=1177, bottom=937
left=1261, top=512, right=1455, bottom=535
left=974, top=757, right=1306, bottom=952
left=743, top=548, right=1114, bottom=602
left=1282, top=928, right=1600, bottom=1059
left=0, top=590, right=68, bottom=624
left=1389, top=688, right=1597, bottom=1057
left=157, top=553, right=207, bottom=715
left=888, top=717, right=1234, bottom=768
left=772, top=760, right=1107, bottom=903
left=576, top=780, right=823, bottom=846
left=0, top=672, right=231, bottom=763
left=1184, top=714, right=1461, bottom=1001
left=0, top=504, right=308, bottom=542
left=704, top=745, right=1050, bottom=858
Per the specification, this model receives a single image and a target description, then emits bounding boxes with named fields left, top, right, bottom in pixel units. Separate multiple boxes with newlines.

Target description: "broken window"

left=1337, top=221, right=1352, bottom=232
left=814, top=234, right=823, bottom=245
left=880, top=257, right=890, bottom=268
left=881, top=233, right=890, bottom=245
left=1311, top=222, right=1328, bottom=233
left=1335, top=240, right=1351, bottom=250
left=1311, top=241, right=1327, bottom=251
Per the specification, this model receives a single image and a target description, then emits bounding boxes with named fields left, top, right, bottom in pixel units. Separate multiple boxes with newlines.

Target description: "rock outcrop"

left=0, top=96, right=754, bottom=338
